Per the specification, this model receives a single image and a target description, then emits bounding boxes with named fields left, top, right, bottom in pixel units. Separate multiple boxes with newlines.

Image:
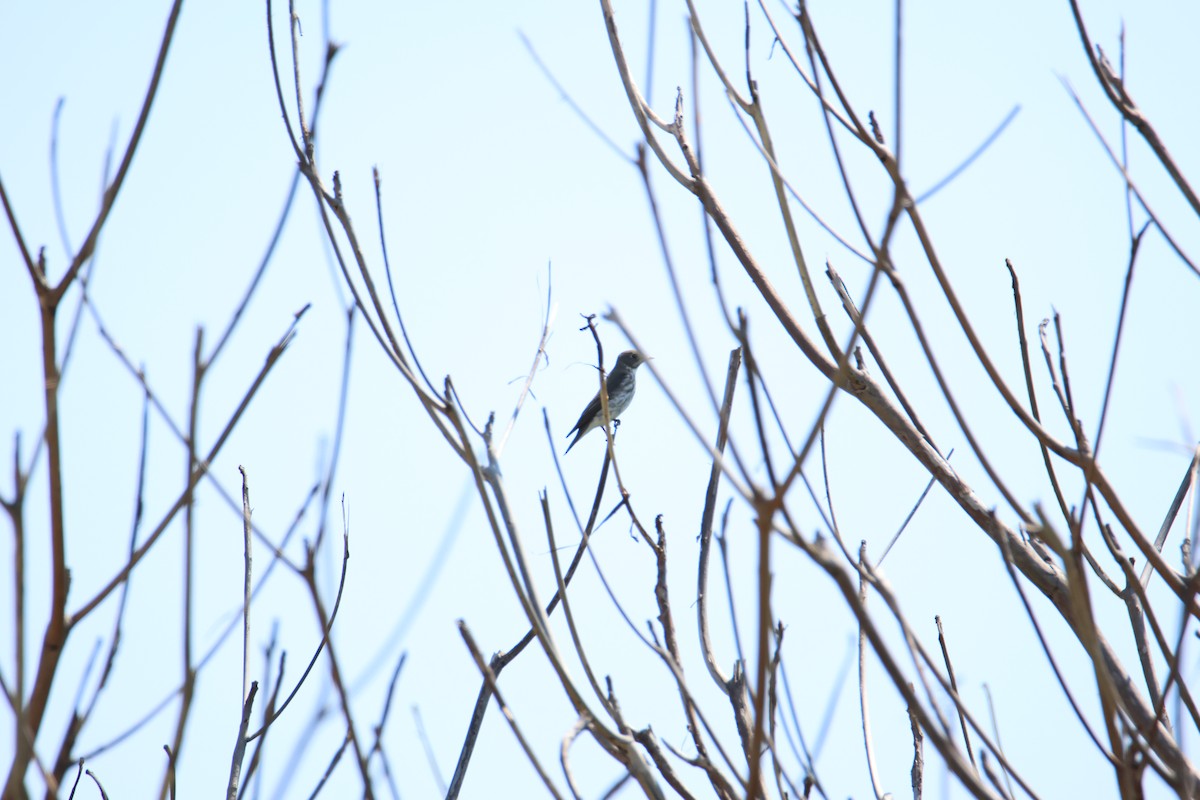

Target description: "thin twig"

left=935, top=616, right=976, bottom=770
left=225, top=682, right=259, bottom=800
left=457, top=622, right=566, bottom=800
left=858, top=543, right=885, bottom=800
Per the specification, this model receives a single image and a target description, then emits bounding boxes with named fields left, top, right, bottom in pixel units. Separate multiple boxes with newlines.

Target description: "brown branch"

left=159, top=329, right=205, bottom=800
left=908, top=688, right=924, bottom=800
left=858, top=543, right=886, bottom=800
left=456, top=622, right=566, bottom=800
left=303, top=519, right=374, bottom=798
left=53, top=0, right=184, bottom=303
left=935, top=616, right=976, bottom=771
left=796, top=533, right=1002, bottom=798
left=246, top=521, right=351, bottom=742
left=72, top=310, right=307, bottom=624
left=698, top=349, right=742, bottom=689
left=225, top=682, right=258, bottom=800
left=444, top=411, right=614, bottom=800
left=1067, top=0, right=1200, bottom=221
left=650, top=515, right=734, bottom=799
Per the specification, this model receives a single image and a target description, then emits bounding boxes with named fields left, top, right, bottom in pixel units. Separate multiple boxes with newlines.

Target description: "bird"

left=564, top=349, right=648, bottom=454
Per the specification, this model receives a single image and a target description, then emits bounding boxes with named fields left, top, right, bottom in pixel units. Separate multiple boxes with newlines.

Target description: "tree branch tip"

left=868, top=110, right=885, bottom=145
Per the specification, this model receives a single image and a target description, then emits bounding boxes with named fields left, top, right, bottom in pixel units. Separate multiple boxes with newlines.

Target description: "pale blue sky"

left=2, top=0, right=1199, bottom=798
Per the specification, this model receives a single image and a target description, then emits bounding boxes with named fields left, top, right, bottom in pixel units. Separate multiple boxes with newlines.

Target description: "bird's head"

left=615, top=350, right=649, bottom=370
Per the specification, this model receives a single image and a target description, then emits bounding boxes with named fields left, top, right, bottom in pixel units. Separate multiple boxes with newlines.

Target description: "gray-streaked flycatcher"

left=564, top=349, right=648, bottom=454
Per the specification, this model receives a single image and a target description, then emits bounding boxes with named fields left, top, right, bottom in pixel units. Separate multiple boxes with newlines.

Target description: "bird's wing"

left=567, top=392, right=602, bottom=437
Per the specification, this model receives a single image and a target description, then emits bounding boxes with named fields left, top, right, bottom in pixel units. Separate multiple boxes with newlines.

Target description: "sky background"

left=2, top=0, right=1200, bottom=798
